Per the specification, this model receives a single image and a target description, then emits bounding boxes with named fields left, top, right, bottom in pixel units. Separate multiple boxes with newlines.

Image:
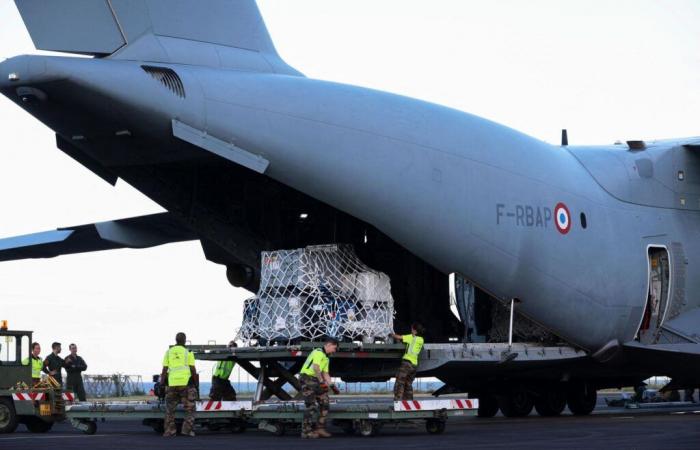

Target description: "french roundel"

left=554, top=203, right=571, bottom=235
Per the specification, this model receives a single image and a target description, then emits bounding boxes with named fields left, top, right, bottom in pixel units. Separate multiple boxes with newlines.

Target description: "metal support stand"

left=261, top=361, right=303, bottom=400
left=508, top=298, right=515, bottom=347
left=254, top=364, right=266, bottom=404
left=499, top=299, right=520, bottom=364
left=242, top=360, right=303, bottom=403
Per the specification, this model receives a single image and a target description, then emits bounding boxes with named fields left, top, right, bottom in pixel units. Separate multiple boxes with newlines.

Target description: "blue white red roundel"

left=554, top=203, right=571, bottom=235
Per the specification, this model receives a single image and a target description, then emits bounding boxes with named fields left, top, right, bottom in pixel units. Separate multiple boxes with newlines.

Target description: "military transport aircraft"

left=1, top=0, right=699, bottom=417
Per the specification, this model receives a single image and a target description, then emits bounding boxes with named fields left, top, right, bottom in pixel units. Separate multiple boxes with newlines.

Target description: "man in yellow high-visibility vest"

left=390, top=322, right=425, bottom=401
left=21, top=342, right=43, bottom=385
left=209, top=340, right=237, bottom=401
left=298, top=337, right=339, bottom=439
left=161, top=332, right=197, bottom=437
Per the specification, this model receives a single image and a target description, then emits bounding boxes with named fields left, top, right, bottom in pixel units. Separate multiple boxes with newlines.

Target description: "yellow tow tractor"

left=0, top=321, right=70, bottom=433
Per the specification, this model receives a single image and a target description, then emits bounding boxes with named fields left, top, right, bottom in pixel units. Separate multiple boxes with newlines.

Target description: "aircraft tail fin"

left=14, top=0, right=299, bottom=75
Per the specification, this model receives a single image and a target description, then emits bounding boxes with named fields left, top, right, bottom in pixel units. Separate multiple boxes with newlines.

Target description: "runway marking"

left=612, top=416, right=634, bottom=419
left=0, top=434, right=127, bottom=441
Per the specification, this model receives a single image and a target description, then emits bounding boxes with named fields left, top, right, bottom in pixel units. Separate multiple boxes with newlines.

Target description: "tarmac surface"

left=2, top=399, right=700, bottom=450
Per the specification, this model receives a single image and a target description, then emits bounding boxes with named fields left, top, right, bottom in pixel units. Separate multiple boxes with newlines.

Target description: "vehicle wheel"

left=498, top=390, right=534, bottom=417
left=567, top=384, right=597, bottom=416
left=230, top=420, right=246, bottom=434
left=357, top=420, right=376, bottom=437
left=477, top=395, right=499, bottom=418
left=82, top=421, right=97, bottom=435
left=25, top=417, right=53, bottom=433
left=535, top=389, right=567, bottom=417
left=426, top=419, right=446, bottom=435
left=0, top=398, right=18, bottom=434
left=336, top=420, right=355, bottom=435
left=272, top=423, right=286, bottom=436
left=150, top=420, right=165, bottom=434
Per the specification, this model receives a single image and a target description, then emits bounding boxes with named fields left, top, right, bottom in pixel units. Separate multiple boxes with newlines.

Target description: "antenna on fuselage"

left=561, top=129, right=569, bottom=146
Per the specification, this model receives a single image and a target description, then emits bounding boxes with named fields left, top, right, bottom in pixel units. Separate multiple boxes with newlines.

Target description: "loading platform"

left=191, top=341, right=588, bottom=401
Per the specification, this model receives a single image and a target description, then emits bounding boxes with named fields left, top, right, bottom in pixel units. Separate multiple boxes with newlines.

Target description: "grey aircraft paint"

left=1, top=0, right=699, bottom=393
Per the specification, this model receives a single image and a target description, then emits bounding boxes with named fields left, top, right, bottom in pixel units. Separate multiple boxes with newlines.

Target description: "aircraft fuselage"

left=2, top=54, right=699, bottom=355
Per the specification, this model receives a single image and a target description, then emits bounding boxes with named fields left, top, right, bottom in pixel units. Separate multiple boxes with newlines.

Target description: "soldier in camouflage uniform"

left=390, top=323, right=425, bottom=401
left=298, top=337, right=340, bottom=439
left=161, top=332, right=198, bottom=437
left=164, top=385, right=197, bottom=435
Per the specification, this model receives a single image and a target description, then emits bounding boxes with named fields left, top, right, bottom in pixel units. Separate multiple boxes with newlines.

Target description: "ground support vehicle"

left=66, top=341, right=478, bottom=436
left=66, top=398, right=477, bottom=436
left=1, top=387, right=71, bottom=433
left=67, top=400, right=252, bottom=435
left=0, top=326, right=71, bottom=433
left=253, top=398, right=477, bottom=436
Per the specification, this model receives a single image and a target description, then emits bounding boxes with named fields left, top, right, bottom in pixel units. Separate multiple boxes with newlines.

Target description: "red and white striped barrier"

left=12, top=392, right=45, bottom=401
left=196, top=400, right=253, bottom=412
left=62, top=392, right=75, bottom=402
left=450, top=399, right=478, bottom=409
left=394, top=398, right=479, bottom=411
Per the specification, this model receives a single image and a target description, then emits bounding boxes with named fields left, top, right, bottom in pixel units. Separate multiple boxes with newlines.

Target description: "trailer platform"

left=65, top=397, right=478, bottom=436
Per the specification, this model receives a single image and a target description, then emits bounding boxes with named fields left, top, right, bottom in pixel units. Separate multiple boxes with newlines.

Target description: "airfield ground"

left=2, top=395, right=698, bottom=450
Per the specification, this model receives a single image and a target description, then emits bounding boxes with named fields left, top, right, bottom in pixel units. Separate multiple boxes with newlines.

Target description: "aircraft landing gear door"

left=638, top=247, right=671, bottom=344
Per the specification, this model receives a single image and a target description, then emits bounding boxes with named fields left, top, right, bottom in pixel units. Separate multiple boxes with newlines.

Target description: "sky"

left=0, top=1, right=699, bottom=380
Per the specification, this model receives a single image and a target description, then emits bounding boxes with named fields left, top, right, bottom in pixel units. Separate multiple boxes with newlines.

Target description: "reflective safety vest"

left=162, top=345, right=195, bottom=387
left=22, top=356, right=43, bottom=378
left=213, top=360, right=235, bottom=380
left=299, top=349, right=329, bottom=377
left=401, top=334, right=424, bottom=366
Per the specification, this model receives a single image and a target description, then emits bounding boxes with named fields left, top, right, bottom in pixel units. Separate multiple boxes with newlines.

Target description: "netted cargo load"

left=236, top=244, right=395, bottom=344
left=236, top=296, right=260, bottom=343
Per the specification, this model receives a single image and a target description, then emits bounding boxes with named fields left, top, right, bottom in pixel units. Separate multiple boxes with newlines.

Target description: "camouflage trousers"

left=164, top=386, right=196, bottom=436
left=300, top=374, right=329, bottom=434
left=393, top=360, right=417, bottom=401
left=209, top=377, right=237, bottom=401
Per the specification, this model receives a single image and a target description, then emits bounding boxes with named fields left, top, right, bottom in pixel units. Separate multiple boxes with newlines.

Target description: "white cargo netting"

left=236, top=244, right=395, bottom=344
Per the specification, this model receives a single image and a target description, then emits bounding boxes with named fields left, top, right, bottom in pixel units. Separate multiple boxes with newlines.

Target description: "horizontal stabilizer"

left=0, top=213, right=196, bottom=262
left=14, top=0, right=299, bottom=74
left=15, top=0, right=127, bottom=55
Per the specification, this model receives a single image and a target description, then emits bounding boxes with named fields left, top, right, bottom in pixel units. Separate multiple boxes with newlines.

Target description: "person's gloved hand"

left=319, top=382, right=329, bottom=393
left=330, top=383, right=341, bottom=395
